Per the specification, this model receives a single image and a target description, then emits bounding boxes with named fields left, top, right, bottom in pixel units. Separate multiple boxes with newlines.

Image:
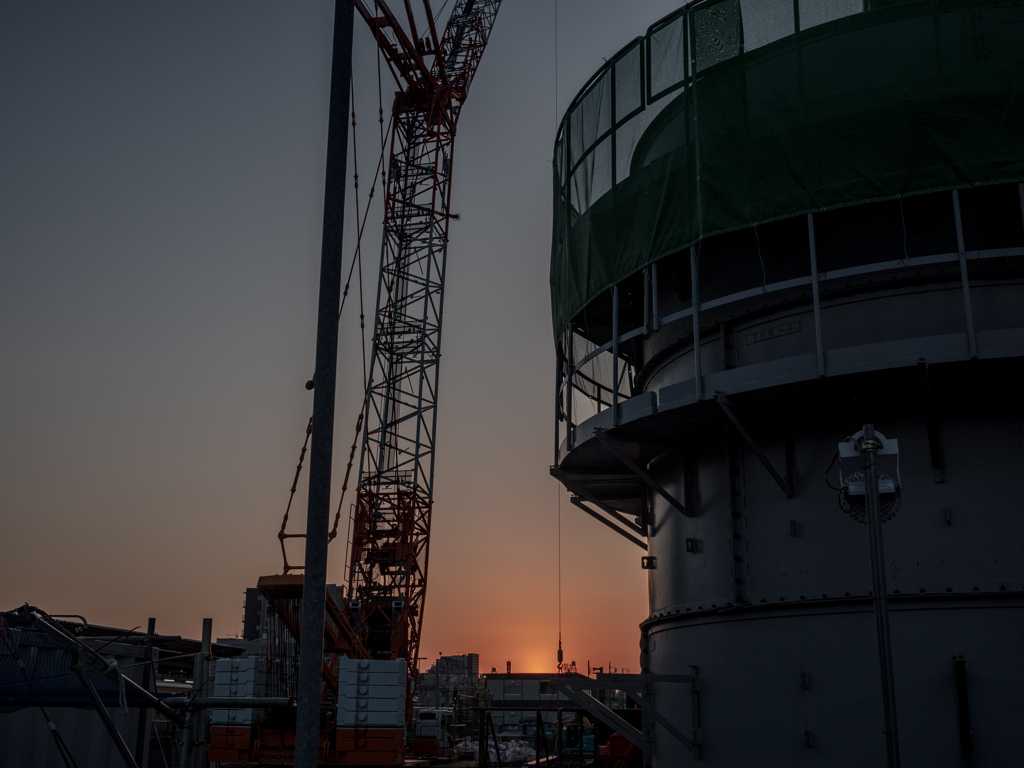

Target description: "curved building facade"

left=550, top=1, right=1024, bottom=766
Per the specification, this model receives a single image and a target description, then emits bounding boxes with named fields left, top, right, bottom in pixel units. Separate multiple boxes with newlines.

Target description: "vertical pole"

left=535, top=711, right=542, bottom=765
left=555, top=346, right=562, bottom=465
left=1018, top=183, right=1024, bottom=241
left=612, top=284, right=620, bottom=425
left=478, top=708, right=487, bottom=767
left=643, top=267, right=650, bottom=335
left=557, top=708, right=563, bottom=759
left=808, top=213, right=826, bottom=377
left=134, top=618, right=156, bottom=767
left=690, top=246, right=702, bottom=400
left=565, top=323, right=574, bottom=449
left=951, top=190, right=977, bottom=359
left=860, top=424, right=900, bottom=768
left=651, top=262, right=660, bottom=332
left=296, top=2, right=354, bottom=767
left=180, top=619, right=212, bottom=768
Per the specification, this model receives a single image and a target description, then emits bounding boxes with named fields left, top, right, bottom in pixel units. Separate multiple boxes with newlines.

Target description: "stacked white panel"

left=337, top=658, right=405, bottom=728
left=211, top=656, right=267, bottom=726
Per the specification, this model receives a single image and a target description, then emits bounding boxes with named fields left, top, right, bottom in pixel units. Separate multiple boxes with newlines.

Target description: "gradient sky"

left=1, top=1, right=684, bottom=675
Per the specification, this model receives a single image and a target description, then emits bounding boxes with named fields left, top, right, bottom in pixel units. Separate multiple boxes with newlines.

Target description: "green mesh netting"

left=551, top=0, right=1024, bottom=340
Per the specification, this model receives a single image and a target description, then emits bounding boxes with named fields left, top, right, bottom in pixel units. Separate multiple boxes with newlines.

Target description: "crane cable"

left=554, top=0, right=565, bottom=677
left=277, top=59, right=394, bottom=575
left=343, top=22, right=392, bottom=585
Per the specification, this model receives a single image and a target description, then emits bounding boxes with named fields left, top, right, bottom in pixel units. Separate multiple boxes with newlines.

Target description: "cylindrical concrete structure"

left=551, top=1, right=1024, bottom=766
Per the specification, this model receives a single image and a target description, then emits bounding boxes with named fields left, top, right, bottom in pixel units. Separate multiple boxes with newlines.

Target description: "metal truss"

left=349, top=0, right=502, bottom=696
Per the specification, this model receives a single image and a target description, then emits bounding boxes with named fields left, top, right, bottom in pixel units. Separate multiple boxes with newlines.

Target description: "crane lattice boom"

left=349, top=0, right=501, bottom=698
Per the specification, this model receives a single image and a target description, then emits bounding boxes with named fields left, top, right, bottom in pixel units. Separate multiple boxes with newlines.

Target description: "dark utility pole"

left=859, top=424, right=901, bottom=768
left=295, top=2, right=354, bottom=767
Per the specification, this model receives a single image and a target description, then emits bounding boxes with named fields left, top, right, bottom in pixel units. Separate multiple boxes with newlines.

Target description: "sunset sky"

left=0, top=1, right=683, bottom=675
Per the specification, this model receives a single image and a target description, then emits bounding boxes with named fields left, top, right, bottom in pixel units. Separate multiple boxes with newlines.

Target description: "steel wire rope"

left=276, top=66, right=395, bottom=574
left=327, top=71, right=370, bottom=554
left=332, top=75, right=390, bottom=564
left=554, top=0, right=565, bottom=677
left=342, top=28, right=391, bottom=587
left=433, top=0, right=452, bottom=24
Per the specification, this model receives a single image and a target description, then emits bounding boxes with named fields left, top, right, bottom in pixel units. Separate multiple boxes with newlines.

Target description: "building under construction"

left=551, top=0, right=1024, bottom=766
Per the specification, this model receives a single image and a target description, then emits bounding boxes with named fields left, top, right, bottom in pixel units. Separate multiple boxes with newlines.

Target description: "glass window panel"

left=592, top=69, right=613, bottom=139
left=569, top=71, right=612, bottom=169
left=570, top=163, right=586, bottom=215
left=569, top=148, right=587, bottom=214
left=590, top=137, right=613, bottom=204
left=615, top=114, right=646, bottom=184
left=741, top=0, right=795, bottom=51
left=570, top=137, right=613, bottom=214
left=614, top=43, right=643, bottom=124
left=631, top=94, right=687, bottom=172
left=694, top=0, right=742, bottom=72
left=799, top=0, right=862, bottom=31
left=649, top=14, right=687, bottom=100
left=569, top=104, right=585, bottom=169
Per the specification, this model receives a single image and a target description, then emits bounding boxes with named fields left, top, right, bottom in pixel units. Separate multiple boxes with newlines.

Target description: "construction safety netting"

left=550, top=0, right=1024, bottom=338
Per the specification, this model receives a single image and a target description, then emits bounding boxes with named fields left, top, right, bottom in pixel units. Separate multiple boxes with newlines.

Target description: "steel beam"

left=952, top=189, right=978, bottom=359
left=163, top=696, right=294, bottom=710
left=552, top=685, right=644, bottom=750
left=595, top=433, right=689, bottom=517
left=691, top=246, right=703, bottom=400
left=551, top=467, right=643, bottom=534
left=717, top=396, right=793, bottom=498
left=808, top=213, right=826, bottom=377
left=570, top=497, right=647, bottom=549
left=72, top=658, right=139, bottom=768
left=561, top=673, right=700, bottom=753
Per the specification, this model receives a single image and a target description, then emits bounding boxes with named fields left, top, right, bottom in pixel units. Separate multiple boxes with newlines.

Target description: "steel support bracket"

left=560, top=673, right=701, bottom=757
left=551, top=466, right=647, bottom=549
left=552, top=684, right=644, bottom=750
left=717, top=395, right=794, bottom=498
left=594, top=432, right=689, bottom=517
left=569, top=497, right=647, bottom=549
